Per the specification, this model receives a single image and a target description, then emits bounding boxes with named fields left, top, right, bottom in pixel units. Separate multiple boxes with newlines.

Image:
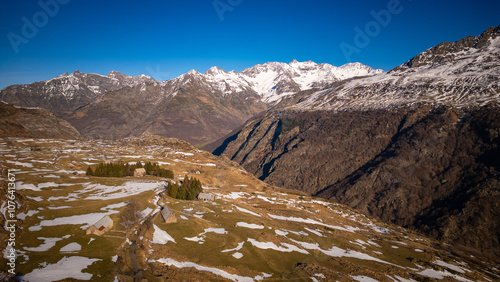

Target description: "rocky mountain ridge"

left=0, top=60, right=383, bottom=113
left=62, top=74, right=268, bottom=145
left=202, top=60, right=384, bottom=103
left=0, top=60, right=382, bottom=145
left=0, top=70, right=156, bottom=114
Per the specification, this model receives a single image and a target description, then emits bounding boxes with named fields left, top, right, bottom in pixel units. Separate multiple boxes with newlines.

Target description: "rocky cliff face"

left=0, top=102, right=81, bottom=139
left=210, top=26, right=500, bottom=255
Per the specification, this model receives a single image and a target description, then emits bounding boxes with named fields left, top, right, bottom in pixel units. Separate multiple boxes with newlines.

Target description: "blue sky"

left=0, top=0, right=498, bottom=89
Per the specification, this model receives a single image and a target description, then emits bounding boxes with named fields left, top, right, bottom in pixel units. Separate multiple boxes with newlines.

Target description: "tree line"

left=86, top=161, right=174, bottom=178
left=166, top=175, right=203, bottom=200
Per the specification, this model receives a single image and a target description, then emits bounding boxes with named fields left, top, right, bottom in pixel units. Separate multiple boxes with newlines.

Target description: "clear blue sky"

left=0, top=0, right=498, bottom=89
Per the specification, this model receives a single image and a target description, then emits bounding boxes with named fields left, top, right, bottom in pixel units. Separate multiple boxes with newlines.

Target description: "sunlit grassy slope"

left=0, top=135, right=498, bottom=281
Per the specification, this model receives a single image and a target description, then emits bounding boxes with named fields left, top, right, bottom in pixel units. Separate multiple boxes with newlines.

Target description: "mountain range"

left=0, top=60, right=382, bottom=145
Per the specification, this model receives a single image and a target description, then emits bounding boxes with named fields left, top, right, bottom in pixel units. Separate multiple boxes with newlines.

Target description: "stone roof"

left=161, top=206, right=172, bottom=220
left=93, top=215, right=112, bottom=229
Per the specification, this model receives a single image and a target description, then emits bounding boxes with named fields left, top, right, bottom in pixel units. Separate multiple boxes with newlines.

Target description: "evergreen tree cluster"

left=167, top=175, right=203, bottom=200
left=86, top=161, right=174, bottom=178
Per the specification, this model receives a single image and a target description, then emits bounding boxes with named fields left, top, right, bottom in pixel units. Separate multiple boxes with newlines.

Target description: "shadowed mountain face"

left=212, top=103, right=500, bottom=257
left=210, top=26, right=500, bottom=254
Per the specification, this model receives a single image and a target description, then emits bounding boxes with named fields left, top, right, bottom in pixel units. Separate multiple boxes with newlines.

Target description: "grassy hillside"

left=0, top=135, right=498, bottom=281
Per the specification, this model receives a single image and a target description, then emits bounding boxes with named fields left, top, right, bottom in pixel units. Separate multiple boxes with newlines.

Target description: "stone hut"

left=161, top=206, right=177, bottom=223
left=86, top=215, right=113, bottom=236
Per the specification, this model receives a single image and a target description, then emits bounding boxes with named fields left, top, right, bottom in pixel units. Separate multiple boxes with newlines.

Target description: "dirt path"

left=129, top=242, right=142, bottom=281
left=102, top=234, right=125, bottom=239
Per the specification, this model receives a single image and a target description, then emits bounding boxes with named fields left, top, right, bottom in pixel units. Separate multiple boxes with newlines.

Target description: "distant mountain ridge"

left=202, top=60, right=384, bottom=103
left=0, top=60, right=383, bottom=113
left=0, top=70, right=156, bottom=114
left=0, top=60, right=383, bottom=144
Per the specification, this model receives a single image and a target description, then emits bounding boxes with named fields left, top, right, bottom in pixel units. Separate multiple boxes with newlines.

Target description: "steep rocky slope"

left=210, top=26, right=500, bottom=255
left=0, top=102, right=81, bottom=139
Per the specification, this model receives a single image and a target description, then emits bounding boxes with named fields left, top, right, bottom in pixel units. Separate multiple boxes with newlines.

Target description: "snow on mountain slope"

left=42, top=70, right=155, bottom=97
left=0, top=60, right=383, bottom=114
left=199, top=60, right=384, bottom=103
left=291, top=27, right=500, bottom=111
left=0, top=70, right=157, bottom=113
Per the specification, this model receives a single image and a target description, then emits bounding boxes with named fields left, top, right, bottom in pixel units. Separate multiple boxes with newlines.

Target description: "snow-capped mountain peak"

left=186, top=69, right=202, bottom=76
left=0, top=60, right=385, bottom=112
left=107, top=70, right=122, bottom=77
left=205, top=66, right=227, bottom=76
left=200, top=60, right=385, bottom=103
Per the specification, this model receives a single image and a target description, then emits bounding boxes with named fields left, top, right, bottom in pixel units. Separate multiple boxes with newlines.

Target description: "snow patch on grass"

left=433, top=260, right=468, bottom=274
left=233, top=205, right=261, bottom=217
left=247, top=238, right=309, bottom=254
left=60, top=242, right=82, bottom=253
left=17, top=210, right=39, bottom=220
left=222, top=241, right=245, bottom=253
left=24, top=236, right=69, bottom=252
left=418, top=268, right=472, bottom=281
left=268, top=213, right=359, bottom=233
left=236, top=222, right=264, bottom=229
left=22, top=256, right=101, bottom=282
left=289, top=238, right=398, bottom=267
left=184, top=228, right=227, bottom=244
left=28, top=202, right=123, bottom=231
left=232, top=252, right=243, bottom=259
left=26, top=196, right=44, bottom=202
left=304, top=227, right=325, bottom=237
left=152, top=224, right=176, bottom=244
left=154, top=258, right=254, bottom=282
left=351, top=275, right=379, bottom=282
